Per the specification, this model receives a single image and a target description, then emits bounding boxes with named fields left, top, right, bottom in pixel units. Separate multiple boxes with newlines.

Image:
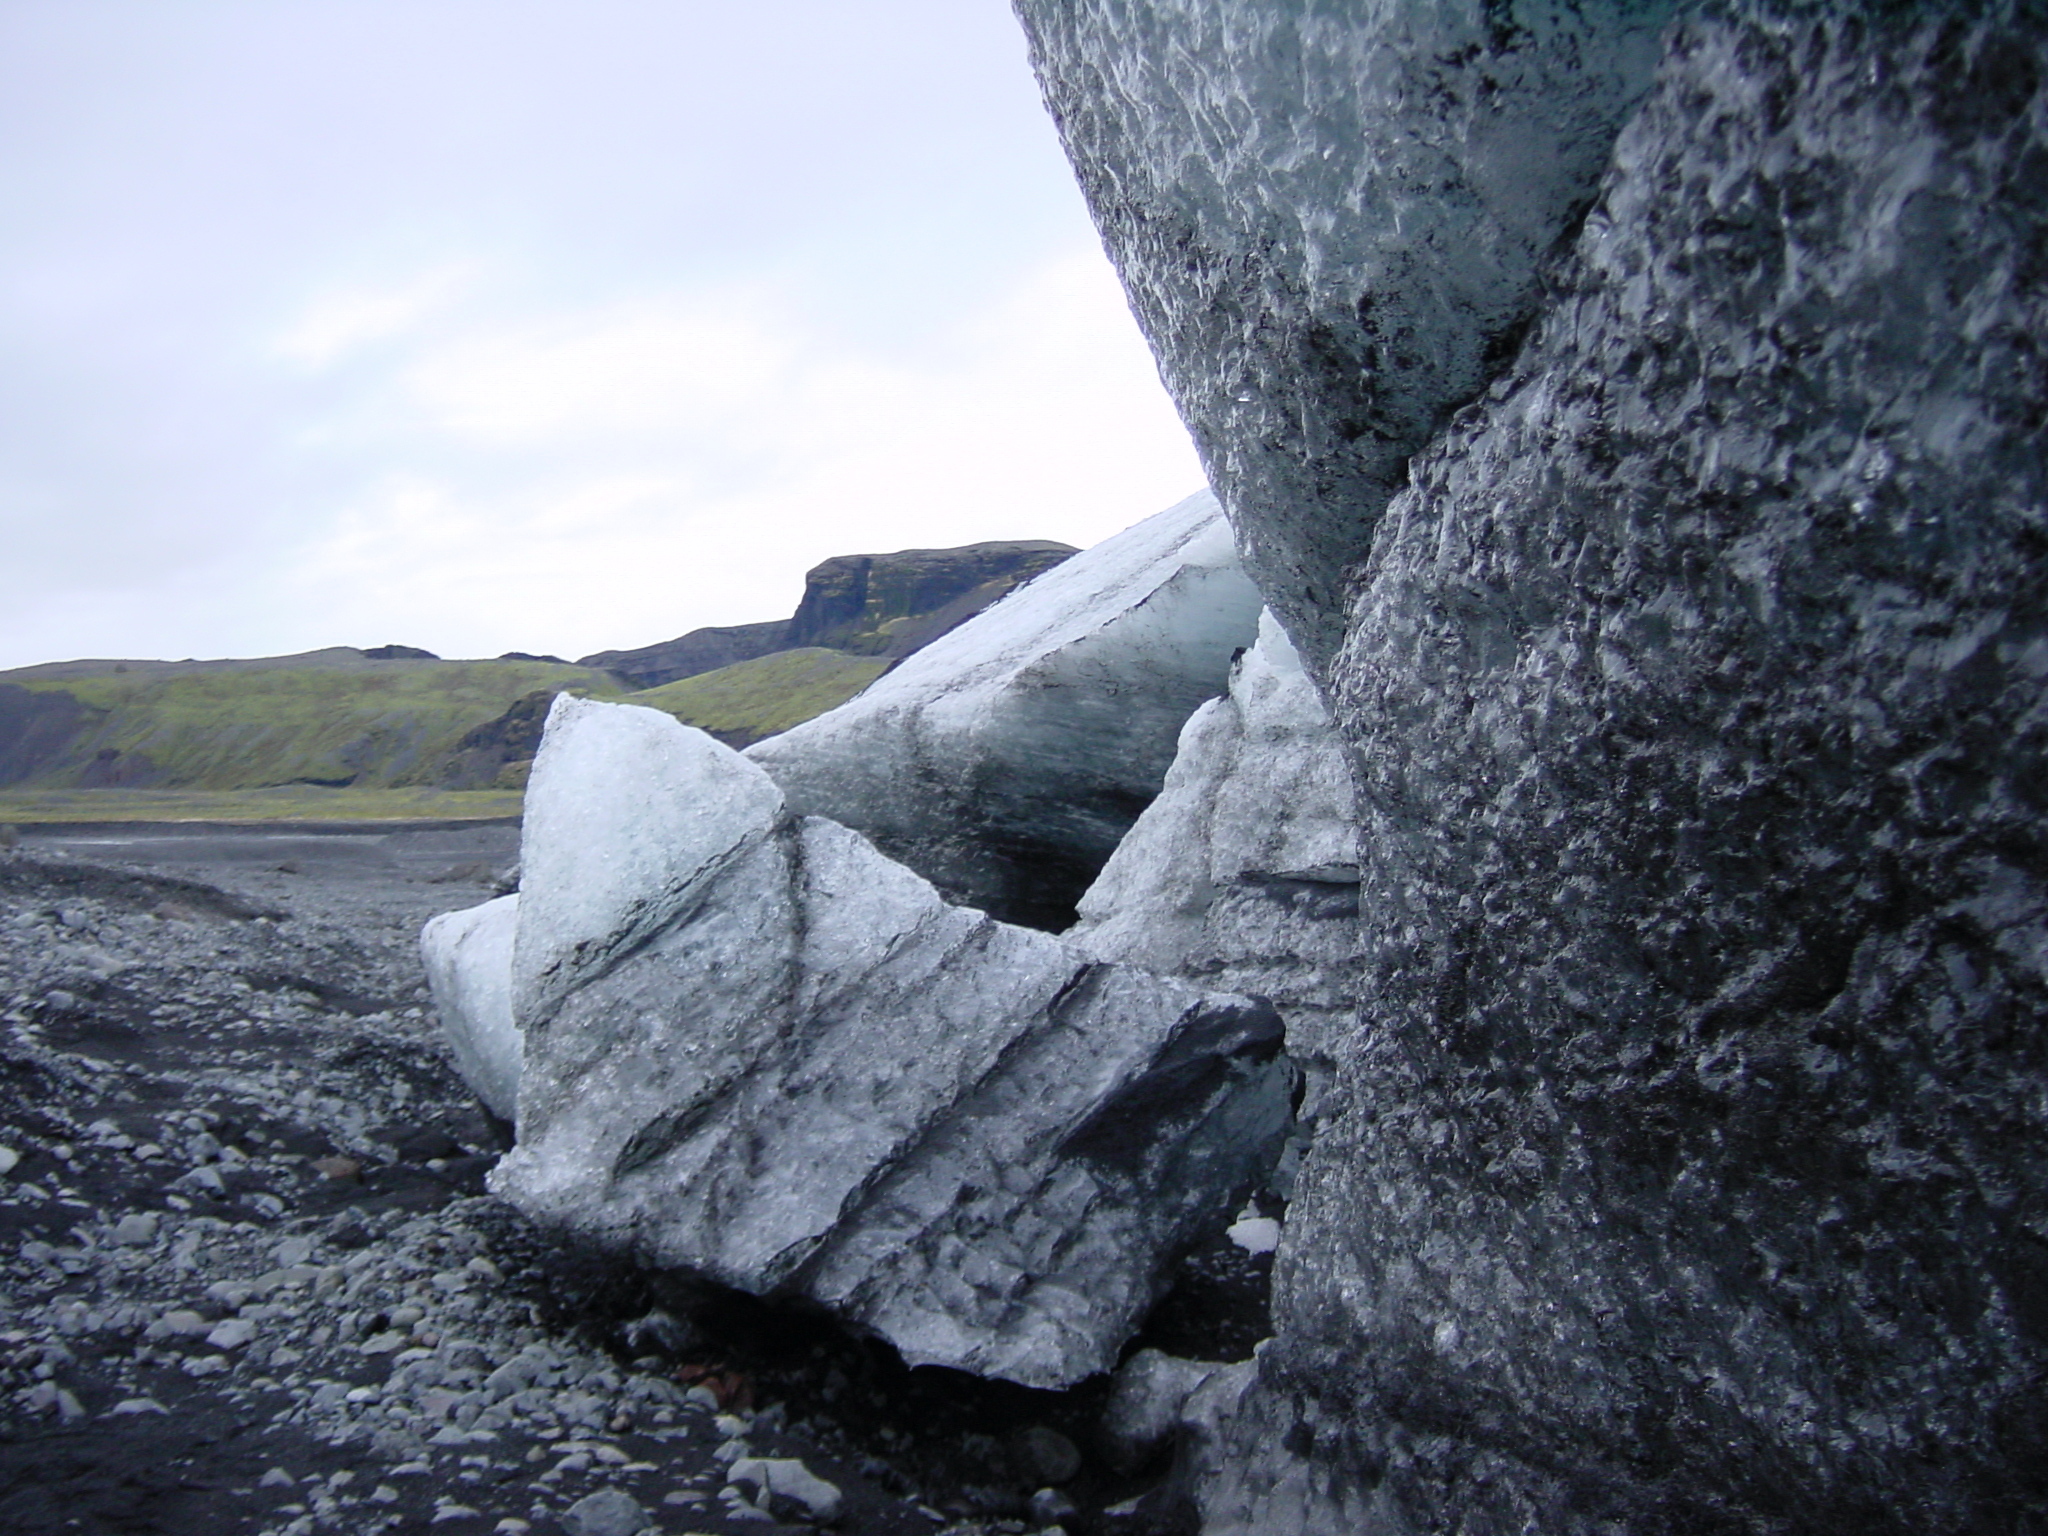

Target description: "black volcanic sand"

left=0, top=823, right=1260, bottom=1536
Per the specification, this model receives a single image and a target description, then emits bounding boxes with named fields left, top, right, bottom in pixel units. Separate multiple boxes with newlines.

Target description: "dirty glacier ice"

left=1022, top=1, right=2048, bottom=1531
left=420, top=892, right=521, bottom=1123
left=748, top=490, right=1263, bottom=928
left=436, top=695, right=1294, bottom=1389
left=1069, top=609, right=1364, bottom=1082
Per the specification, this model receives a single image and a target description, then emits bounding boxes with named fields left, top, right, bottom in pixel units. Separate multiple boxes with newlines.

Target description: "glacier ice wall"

left=1015, top=0, right=1677, bottom=678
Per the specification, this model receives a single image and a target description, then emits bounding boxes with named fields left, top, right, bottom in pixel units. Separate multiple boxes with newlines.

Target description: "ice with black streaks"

left=1069, top=610, right=1364, bottom=1079
left=747, top=490, right=1263, bottom=928
left=482, top=695, right=1294, bottom=1388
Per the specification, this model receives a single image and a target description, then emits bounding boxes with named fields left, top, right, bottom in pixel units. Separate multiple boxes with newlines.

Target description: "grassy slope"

left=0, top=647, right=885, bottom=820
left=0, top=787, right=523, bottom=824
left=2, top=659, right=619, bottom=791
left=628, top=648, right=889, bottom=746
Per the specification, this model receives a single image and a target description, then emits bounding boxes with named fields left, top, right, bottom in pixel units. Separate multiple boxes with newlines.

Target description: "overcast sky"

left=0, top=0, right=1204, bottom=671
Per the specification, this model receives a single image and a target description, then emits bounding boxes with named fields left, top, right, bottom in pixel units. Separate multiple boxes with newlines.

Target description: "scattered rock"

left=1021, top=1, right=2048, bottom=1529
left=1222, top=1214, right=1278, bottom=1256
left=1010, top=1425, right=1081, bottom=1486
left=204, top=1316, right=255, bottom=1350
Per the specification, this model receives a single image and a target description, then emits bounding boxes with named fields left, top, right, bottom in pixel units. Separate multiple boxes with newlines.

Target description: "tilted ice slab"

left=474, top=695, right=1292, bottom=1388
left=1069, top=612, right=1364, bottom=1076
left=420, top=893, right=522, bottom=1123
left=746, top=491, right=1263, bottom=928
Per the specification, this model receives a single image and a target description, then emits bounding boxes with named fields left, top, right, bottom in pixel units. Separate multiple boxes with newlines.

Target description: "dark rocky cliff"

left=576, top=621, right=790, bottom=694
left=782, top=540, right=1082, bottom=656
left=0, top=686, right=95, bottom=789
left=1019, top=2, right=2048, bottom=1532
left=581, top=540, right=1077, bottom=689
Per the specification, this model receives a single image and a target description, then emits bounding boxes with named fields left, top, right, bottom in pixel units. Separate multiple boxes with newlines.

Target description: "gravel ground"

left=0, top=823, right=1239, bottom=1536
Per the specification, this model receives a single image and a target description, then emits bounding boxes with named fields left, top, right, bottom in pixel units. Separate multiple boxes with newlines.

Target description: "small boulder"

left=107, top=1212, right=159, bottom=1247
left=725, top=1457, right=842, bottom=1524
left=1011, top=1425, right=1083, bottom=1485
left=560, top=1486, right=647, bottom=1536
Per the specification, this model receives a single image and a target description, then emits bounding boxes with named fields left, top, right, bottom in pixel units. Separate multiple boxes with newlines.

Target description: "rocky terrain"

left=0, top=823, right=1282, bottom=1536
left=6, top=4, right=2044, bottom=1534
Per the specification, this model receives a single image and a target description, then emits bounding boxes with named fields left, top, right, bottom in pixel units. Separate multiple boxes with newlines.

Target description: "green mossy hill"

left=0, top=652, right=616, bottom=793
left=629, top=648, right=889, bottom=748
left=0, top=536, right=1075, bottom=819
left=0, top=786, right=523, bottom=824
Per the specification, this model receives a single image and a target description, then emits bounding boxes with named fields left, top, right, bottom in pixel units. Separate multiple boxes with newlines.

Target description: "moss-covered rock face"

left=583, top=540, right=1078, bottom=688
left=780, top=541, right=1080, bottom=658
left=627, top=650, right=889, bottom=749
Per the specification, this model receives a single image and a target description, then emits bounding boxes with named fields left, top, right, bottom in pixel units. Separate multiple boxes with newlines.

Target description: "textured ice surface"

left=488, top=696, right=1293, bottom=1387
left=1015, top=0, right=1675, bottom=677
left=747, top=491, right=1262, bottom=928
left=419, top=893, right=521, bottom=1123
left=512, top=697, right=783, bottom=1031
left=1069, top=611, right=1362, bottom=1076
left=1024, top=2, right=2048, bottom=1531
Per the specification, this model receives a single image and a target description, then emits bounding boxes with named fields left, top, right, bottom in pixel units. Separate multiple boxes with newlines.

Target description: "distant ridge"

left=580, top=539, right=1077, bottom=690
left=0, top=537, right=1080, bottom=810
